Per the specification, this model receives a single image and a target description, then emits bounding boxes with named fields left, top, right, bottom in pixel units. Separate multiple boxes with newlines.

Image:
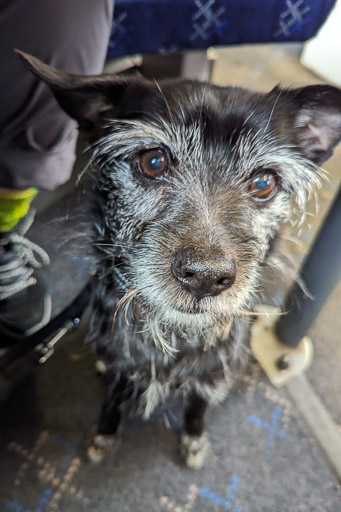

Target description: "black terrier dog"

left=18, top=50, right=341, bottom=468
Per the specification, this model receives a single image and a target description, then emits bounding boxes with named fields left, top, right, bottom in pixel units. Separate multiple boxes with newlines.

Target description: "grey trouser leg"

left=0, top=0, right=114, bottom=190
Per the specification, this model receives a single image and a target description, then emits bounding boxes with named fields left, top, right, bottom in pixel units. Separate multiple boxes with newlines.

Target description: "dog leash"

left=0, top=280, right=92, bottom=382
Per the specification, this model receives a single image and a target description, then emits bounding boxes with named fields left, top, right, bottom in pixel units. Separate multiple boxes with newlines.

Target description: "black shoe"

left=0, top=210, right=51, bottom=345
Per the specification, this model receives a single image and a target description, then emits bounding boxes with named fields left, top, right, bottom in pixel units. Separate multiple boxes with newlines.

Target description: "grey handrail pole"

left=275, top=188, right=341, bottom=347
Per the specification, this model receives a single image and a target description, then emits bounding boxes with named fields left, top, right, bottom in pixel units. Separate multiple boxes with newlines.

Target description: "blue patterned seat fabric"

left=108, top=0, right=335, bottom=59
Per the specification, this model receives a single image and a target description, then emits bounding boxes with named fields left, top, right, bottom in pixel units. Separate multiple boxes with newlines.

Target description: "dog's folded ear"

left=273, top=84, right=341, bottom=164
left=15, top=49, right=143, bottom=136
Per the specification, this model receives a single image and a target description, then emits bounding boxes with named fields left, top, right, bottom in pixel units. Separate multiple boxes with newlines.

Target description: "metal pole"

left=275, top=188, right=341, bottom=347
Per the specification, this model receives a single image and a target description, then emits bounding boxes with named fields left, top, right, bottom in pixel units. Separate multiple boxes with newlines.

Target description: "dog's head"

left=18, top=51, right=341, bottom=334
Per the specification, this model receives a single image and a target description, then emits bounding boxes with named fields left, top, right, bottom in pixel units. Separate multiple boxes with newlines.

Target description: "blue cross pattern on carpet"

left=248, top=405, right=296, bottom=455
left=6, top=428, right=89, bottom=512
left=7, top=490, right=53, bottom=512
left=201, top=475, right=249, bottom=512
left=6, top=406, right=296, bottom=511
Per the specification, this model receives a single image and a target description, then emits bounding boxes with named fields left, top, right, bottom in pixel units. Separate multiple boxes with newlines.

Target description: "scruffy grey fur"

left=18, top=50, right=341, bottom=467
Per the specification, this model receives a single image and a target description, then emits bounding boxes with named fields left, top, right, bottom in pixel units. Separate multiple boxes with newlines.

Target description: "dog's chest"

left=91, top=277, right=249, bottom=404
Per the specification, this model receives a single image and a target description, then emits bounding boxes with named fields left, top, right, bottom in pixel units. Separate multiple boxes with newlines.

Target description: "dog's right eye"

left=136, top=149, right=169, bottom=179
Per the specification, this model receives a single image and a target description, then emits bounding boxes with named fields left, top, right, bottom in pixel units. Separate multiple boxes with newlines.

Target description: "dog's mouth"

left=172, top=296, right=215, bottom=315
left=174, top=306, right=201, bottom=315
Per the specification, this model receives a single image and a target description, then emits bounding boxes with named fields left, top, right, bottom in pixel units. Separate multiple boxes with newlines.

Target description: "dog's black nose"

left=171, top=247, right=236, bottom=300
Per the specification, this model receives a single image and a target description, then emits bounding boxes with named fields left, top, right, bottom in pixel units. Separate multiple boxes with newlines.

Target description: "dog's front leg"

left=180, top=393, right=210, bottom=469
left=88, top=374, right=131, bottom=463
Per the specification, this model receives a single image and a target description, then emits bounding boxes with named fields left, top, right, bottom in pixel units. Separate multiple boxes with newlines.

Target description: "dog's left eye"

left=250, top=170, right=278, bottom=201
left=137, top=148, right=168, bottom=179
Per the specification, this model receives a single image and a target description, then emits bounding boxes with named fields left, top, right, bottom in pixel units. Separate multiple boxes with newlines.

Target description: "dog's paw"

left=95, top=359, right=108, bottom=376
left=180, top=432, right=209, bottom=470
left=87, top=434, right=117, bottom=464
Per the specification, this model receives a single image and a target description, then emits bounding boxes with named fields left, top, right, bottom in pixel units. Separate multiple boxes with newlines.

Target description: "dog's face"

left=18, top=51, right=341, bottom=333
left=95, top=82, right=319, bottom=331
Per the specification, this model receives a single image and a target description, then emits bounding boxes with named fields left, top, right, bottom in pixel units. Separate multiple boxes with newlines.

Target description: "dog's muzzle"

left=171, top=247, right=236, bottom=301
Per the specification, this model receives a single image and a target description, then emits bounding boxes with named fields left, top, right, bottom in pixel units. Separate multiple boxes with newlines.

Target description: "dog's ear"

left=274, top=84, right=341, bottom=164
left=15, top=49, right=142, bottom=135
